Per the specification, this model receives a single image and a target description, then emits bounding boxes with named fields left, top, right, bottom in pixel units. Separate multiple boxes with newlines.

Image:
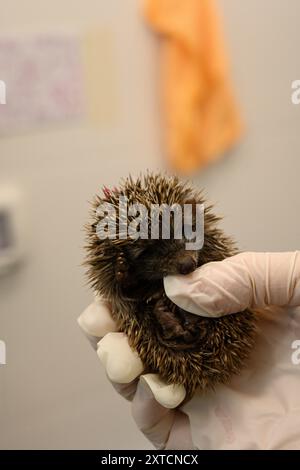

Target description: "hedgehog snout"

left=177, top=256, right=197, bottom=275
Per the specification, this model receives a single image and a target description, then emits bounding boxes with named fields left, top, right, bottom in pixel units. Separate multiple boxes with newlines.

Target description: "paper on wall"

left=0, top=31, right=118, bottom=135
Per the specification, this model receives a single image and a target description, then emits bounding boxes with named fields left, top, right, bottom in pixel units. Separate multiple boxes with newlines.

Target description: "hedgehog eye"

left=130, top=244, right=147, bottom=259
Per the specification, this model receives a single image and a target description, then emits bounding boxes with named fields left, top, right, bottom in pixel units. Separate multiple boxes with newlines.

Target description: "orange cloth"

left=144, top=0, right=243, bottom=174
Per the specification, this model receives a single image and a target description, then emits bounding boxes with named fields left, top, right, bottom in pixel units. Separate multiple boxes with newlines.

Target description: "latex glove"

left=78, top=297, right=194, bottom=450
left=79, top=252, right=300, bottom=449
left=164, top=251, right=300, bottom=317
left=162, top=251, right=300, bottom=449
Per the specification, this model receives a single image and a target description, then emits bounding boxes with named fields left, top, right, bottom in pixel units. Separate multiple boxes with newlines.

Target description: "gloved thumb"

left=164, top=252, right=300, bottom=317
left=163, top=257, right=248, bottom=317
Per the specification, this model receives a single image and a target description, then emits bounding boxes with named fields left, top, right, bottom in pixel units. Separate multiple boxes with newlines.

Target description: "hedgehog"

left=85, top=173, right=256, bottom=399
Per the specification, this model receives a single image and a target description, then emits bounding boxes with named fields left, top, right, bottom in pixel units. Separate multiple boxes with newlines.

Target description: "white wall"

left=196, top=0, right=300, bottom=253
left=0, top=0, right=300, bottom=449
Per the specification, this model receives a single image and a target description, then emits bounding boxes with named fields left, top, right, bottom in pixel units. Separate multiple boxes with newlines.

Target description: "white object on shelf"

left=0, top=185, right=25, bottom=275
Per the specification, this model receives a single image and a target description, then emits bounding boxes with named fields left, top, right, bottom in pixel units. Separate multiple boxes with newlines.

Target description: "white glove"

left=163, top=251, right=300, bottom=449
left=79, top=252, right=300, bottom=449
left=164, top=251, right=300, bottom=316
left=78, top=297, right=193, bottom=449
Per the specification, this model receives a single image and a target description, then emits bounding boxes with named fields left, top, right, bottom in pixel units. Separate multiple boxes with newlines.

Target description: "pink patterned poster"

left=0, top=34, right=86, bottom=134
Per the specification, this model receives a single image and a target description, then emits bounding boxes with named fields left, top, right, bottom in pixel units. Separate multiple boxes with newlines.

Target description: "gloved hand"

left=78, top=297, right=194, bottom=450
left=78, top=252, right=300, bottom=449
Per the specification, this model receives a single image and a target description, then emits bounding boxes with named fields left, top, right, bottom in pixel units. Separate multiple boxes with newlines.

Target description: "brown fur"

left=85, top=173, right=256, bottom=399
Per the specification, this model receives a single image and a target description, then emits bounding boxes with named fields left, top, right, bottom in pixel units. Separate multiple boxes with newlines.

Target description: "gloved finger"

left=97, top=332, right=144, bottom=383
left=78, top=299, right=144, bottom=400
left=141, top=374, right=186, bottom=409
left=77, top=296, right=117, bottom=338
left=164, top=254, right=252, bottom=317
left=132, top=376, right=194, bottom=450
left=164, top=251, right=300, bottom=317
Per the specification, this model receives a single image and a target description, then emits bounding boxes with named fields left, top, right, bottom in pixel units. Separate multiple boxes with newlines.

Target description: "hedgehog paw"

left=154, top=299, right=186, bottom=340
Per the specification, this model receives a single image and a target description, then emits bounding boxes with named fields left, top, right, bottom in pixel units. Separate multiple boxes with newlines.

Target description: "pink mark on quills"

left=102, top=186, right=111, bottom=198
left=102, top=186, right=119, bottom=198
left=214, top=405, right=236, bottom=444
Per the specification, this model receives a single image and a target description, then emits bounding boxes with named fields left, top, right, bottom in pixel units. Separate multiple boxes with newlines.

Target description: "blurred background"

left=0, top=0, right=300, bottom=449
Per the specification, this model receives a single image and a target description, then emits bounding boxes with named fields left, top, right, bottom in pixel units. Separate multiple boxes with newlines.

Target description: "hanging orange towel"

left=144, top=0, right=243, bottom=174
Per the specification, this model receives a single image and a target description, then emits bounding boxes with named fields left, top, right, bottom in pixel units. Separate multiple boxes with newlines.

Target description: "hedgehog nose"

left=178, top=258, right=196, bottom=275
